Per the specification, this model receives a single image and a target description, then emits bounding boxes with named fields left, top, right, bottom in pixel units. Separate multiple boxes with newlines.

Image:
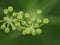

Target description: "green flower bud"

left=3, top=17, right=8, bottom=21
left=1, top=24, right=6, bottom=29
left=12, top=12, right=17, bottom=16
left=4, top=28, right=10, bottom=33
left=22, top=31, right=26, bottom=35
left=17, top=15, right=23, bottom=19
left=25, top=13, right=30, bottom=18
left=21, top=21, right=26, bottom=25
left=8, top=6, right=13, bottom=12
left=34, top=23, right=39, bottom=28
left=43, top=18, right=49, bottom=24
left=36, top=29, right=42, bottom=34
left=15, top=22, right=20, bottom=27
left=12, top=26, right=16, bottom=30
left=25, top=28, right=31, bottom=34
left=3, top=9, right=8, bottom=14
left=37, top=9, right=42, bottom=15
left=31, top=18, right=35, bottom=22
left=36, top=19, right=42, bottom=23
left=18, top=11, right=24, bottom=15
left=31, top=30, right=36, bottom=36
left=28, top=21, right=32, bottom=25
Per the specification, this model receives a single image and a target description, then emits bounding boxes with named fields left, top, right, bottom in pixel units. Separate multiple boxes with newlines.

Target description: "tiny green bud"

left=31, top=30, right=36, bottom=36
left=17, top=15, right=23, bottom=19
left=8, top=6, right=13, bottom=12
left=4, top=28, right=10, bottom=33
left=1, top=24, right=6, bottom=29
left=25, top=13, right=30, bottom=18
left=25, top=28, right=30, bottom=34
left=21, top=21, right=26, bottom=25
left=31, top=18, right=35, bottom=22
left=36, top=29, right=42, bottom=34
left=36, top=19, right=42, bottom=23
left=22, top=31, right=26, bottom=35
left=3, top=9, right=8, bottom=14
left=12, top=26, right=16, bottom=30
left=28, top=21, right=32, bottom=25
left=37, top=9, right=42, bottom=15
left=3, top=17, right=8, bottom=21
left=34, top=23, right=39, bottom=28
left=15, top=22, right=20, bottom=26
left=18, top=11, right=24, bottom=15
left=43, top=18, right=49, bottom=24
left=12, top=12, right=17, bottom=16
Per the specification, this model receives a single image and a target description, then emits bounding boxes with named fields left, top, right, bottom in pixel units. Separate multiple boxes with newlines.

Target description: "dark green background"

left=0, top=0, right=60, bottom=45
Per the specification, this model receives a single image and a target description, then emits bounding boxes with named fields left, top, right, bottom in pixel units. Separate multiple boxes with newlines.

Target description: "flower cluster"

left=0, top=6, right=49, bottom=36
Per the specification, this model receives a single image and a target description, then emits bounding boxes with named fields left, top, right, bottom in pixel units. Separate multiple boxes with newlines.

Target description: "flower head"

left=0, top=6, right=49, bottom=36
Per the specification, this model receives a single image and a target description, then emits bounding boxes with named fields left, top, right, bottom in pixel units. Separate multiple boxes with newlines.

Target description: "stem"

left=20, top=26, right=26, bottom=29
left=10, top=22, right=15, bottom=27
left=7, top=23, right=9, bottom=28
left=39, top=23, right=45, bottom=27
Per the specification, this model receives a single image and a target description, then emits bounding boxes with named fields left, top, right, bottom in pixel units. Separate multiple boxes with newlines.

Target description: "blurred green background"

left=0, top=0, right=60, bottom=45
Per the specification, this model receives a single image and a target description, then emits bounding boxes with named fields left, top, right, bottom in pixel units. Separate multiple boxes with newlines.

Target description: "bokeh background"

left=0, top=0, right=60, bottom=45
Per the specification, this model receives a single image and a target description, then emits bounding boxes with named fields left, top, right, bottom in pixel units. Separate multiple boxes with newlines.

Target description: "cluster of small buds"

left=0, top=6, right=49, bottom=36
